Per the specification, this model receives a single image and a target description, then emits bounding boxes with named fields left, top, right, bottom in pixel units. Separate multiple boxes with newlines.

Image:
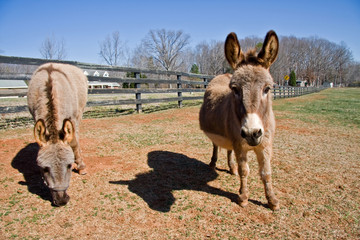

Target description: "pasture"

left=0, top=88, right=359, bottom=239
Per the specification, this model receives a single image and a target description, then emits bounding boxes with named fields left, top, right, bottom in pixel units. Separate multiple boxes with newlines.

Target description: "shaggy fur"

left=27, top=63, right=88, bottom=206
left=199, top=30, right=280, bottom=210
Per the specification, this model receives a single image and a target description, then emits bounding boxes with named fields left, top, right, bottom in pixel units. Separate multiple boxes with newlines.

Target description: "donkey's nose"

left=252, top=129, right=262, bottom=139
left=241, top=128, right=263, bottom=146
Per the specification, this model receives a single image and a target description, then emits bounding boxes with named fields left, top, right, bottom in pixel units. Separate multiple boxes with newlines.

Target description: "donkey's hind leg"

left=209, top=143, right=218, bottom=169
left=227, top=150, right=238, bottom=175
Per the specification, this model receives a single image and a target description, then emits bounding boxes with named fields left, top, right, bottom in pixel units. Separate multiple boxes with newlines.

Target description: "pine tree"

left=190, top=64, right=200, bottom=74
left=289, top=70, right=297, bottom=86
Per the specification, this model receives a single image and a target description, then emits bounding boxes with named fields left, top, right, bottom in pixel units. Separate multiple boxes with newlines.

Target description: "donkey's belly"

left=204, top=131, right=233, bottom=150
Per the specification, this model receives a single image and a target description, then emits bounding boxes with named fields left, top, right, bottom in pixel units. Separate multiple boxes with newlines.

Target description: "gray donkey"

left=27, top=63, right=87, bottom=206
left=199, top=30, right=280, bottom=210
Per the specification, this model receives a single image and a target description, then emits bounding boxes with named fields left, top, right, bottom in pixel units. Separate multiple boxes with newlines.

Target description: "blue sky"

left=0, top=0, right=359, bottom=64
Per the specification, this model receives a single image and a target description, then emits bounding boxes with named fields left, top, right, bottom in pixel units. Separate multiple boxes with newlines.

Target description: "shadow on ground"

left=11, top=143, right=52, bottom=203
left=110, top=150, right=240, bottom=212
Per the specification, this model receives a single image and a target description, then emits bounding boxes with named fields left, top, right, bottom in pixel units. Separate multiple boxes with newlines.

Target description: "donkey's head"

left=34, top=119, right=75, bottom=206
left=225, top=30, right=279, bottom=146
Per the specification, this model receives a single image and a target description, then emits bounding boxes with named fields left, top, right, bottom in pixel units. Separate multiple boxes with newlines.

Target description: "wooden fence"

left=0, top=55, right=325, bottom=115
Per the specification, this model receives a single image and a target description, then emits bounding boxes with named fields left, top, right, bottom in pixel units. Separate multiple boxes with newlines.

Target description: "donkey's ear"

left=34, top=119, right=47, bottom=147
left=257, top=30, right=279, bottom=69
left=225, top=32, right=244, bottom=70
left=61, top=119, right=74, bottom=144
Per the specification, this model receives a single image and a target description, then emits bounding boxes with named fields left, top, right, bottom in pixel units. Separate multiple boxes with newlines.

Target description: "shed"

left=88, top=81, right=120, bottom=89
left=0, top=80, right=28, bottom=89
left=296, top=80, right=306, bottom=87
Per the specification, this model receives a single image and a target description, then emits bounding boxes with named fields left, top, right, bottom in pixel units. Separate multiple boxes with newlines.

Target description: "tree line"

left=39, top=29, right=359, bottom=86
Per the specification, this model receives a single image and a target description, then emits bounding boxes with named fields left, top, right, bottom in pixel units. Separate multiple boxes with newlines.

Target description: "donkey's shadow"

left=11, top=143, right=52, bottom=202
left=110, top=151, right=239, bottom=212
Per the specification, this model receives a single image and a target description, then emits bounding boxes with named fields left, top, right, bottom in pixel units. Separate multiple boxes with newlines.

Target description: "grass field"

left=0, top=88, right=359, bottom=239
left=273, top=88, right=360, bottom=128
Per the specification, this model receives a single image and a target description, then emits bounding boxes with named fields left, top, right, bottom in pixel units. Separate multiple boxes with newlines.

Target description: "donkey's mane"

left=239, top=48, right=265, bottom=67
left=36, top=64, right=61, bottom=143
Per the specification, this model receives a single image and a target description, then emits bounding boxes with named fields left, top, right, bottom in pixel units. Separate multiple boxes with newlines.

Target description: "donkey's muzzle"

left=241, top=128, right=263, bottom=146
left=51, top=190, right=70, bottom=206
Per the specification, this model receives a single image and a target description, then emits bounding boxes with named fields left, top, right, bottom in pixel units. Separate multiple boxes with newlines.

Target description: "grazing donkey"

left=27, top=63, right=88, bottom=206
left=199, top=30, right=279, bottom=210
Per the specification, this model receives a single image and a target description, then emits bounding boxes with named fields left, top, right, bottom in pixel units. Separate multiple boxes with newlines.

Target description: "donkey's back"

left=27, top=63, right=87, bottom=124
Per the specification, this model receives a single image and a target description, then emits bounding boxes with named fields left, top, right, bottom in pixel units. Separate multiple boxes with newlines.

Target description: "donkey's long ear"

left=34, top=119, right=47, bottom=147
left=225, top=32, right=244, bottom=70
left=257, top=30, right=279, bottom=69
left=61, top=119, right=74, bottom=144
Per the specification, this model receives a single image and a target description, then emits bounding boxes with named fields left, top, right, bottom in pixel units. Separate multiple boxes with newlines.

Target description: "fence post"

left=282, top=86, right=285, bottom=98
left=278, top=87, right=281, bottom=98
left=177, top=75, right=182, bottom=108
left=273, top=87, right=277, bottom=99
left=135, top=72, right=142, bottom=113
left=203, top=78, right=208, bottom=89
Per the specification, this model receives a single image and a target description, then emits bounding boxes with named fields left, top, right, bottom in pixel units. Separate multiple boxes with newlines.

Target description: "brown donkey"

left=199, top=30, right=279, bottom=210
left=27, top=63, right=88, bottom=206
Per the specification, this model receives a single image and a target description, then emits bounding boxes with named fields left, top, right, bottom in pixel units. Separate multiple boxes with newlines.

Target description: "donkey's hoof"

left=230, top=169, right=239, bottom=176
left=71, top=163, right=77, bottom=170
left=238, top=198, right=248, bottom=208
left=78, top=169, right=87, bottom=175
left=268, top=199, right=280, bottom=211
left=268, top=203, right=280, bottom=211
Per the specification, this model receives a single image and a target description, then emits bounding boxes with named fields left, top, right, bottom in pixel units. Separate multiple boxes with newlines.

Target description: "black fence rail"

left=0, top=55, right=326, bottom=116
left=273, top=86, right=326, bottom=99
left=0, top=55, right=212, bottom=114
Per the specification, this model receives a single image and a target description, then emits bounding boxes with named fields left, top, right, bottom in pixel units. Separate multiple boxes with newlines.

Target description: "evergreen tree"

left=289, top=70, right=297, bottom=86
left=190, top=64, right=200, bottom=74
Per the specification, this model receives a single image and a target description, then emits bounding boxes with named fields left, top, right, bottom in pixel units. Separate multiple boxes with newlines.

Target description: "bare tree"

left=346, top=62, right=360, bottom=84
left=131, top=44, right=157, bottom=70
left=239, top=36, right=263, bottom=53
left=332, top=42, right=353, bottom=85
left=194, top=40, right=225, bottom=75
left=99, top=31, right=125, bottom=66
left=40, top=34, right=67, bottom=60
left=269, top=35, right=355, bottom=86
left=139, top=29, right=190, bottom=71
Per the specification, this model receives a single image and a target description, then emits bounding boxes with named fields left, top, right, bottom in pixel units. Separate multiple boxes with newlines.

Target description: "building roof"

left=83, top=70, right=109, bottom=77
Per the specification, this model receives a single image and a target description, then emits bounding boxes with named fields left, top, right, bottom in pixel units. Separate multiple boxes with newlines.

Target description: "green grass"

left=273, top=88, right=360, bottom=128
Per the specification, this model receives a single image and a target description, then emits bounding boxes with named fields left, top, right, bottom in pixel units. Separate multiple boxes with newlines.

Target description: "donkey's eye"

left=264, top=86, right=271, bottom=94
left=67, top=164, right=72, bottom=170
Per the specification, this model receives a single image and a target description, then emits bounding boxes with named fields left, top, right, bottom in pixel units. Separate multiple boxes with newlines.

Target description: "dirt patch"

left=1, top=106, right=359, bottom=239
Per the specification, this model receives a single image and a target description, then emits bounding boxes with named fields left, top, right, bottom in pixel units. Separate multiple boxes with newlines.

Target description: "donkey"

left=199, top=30, right=279, bottom=210
left=27, top=63, right=88, bottom=206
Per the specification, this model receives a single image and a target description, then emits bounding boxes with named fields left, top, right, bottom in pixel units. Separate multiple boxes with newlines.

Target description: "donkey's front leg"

left=234, top=148, right=249, bottom=207
left=71, top=131, right=86, bottom=175
left=255, top=146, right=279, bottom=210
left=227, top=150, right=238, bottom=175
left=209, top=143, right=218, bottom=169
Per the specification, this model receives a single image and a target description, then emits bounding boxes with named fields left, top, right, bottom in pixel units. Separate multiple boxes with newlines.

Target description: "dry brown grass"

left=0, top=88, right=359, bottom=239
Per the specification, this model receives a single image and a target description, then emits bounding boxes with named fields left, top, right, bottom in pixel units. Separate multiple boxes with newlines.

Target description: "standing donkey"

left=27, top=63, right=88, bottom=206
left=199, top=30, right=279, bottom=210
